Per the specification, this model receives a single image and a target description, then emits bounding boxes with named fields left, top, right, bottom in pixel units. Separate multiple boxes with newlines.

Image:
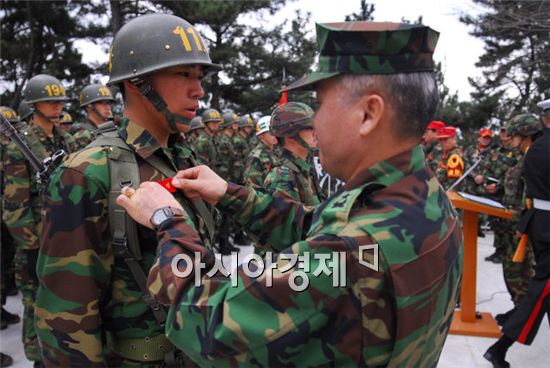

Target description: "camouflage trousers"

left=501, top=230, right=535, bottom=306
left=491, top=217, right=508, bottom=251
left=14, top=249, right=41, bottom=362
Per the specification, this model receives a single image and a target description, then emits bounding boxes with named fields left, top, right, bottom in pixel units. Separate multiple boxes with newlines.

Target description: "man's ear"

left=358, top=94, right=384, bottom=136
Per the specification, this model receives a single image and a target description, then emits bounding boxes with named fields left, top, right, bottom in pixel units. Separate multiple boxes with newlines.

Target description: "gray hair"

left=337, top=72, right=439, bottom=138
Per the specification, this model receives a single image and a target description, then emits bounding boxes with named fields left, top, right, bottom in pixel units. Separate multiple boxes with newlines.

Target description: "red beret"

left=437, top=126, right=456, bottom=138
left=479, top=128, right=492, bottom=137
left=427, top=120, right=445, bottom=130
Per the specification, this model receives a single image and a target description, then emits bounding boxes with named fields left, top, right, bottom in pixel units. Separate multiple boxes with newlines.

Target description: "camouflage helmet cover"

left=80, top=84, right=115, bottom=107
left=221, top=111, right=239, bottom=128
left=201, top=108, right=222, bottom=124
left=270, top=102, right=314, bottom=137
left=238, top=115, right=254, bottom=128
left=506, top=113, right=543, bottom=137
left=17, top=101, right=33, bottom=121
left=0, top=106, right=20, bottom=123
left=286, top=22, right=440, bottom=91
left=190, top=116, right=205, bottom=131
left=23, top=74, right=69, bottom=103
left=107, top=14, right=221, bottom=85
left=60, top=111, right=74, bottom=125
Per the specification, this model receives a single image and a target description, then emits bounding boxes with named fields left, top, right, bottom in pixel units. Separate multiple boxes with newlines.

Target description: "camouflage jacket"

left=146, top=145, right=463, bottom=367
left=479, top=146, right=519, bottom=200
left=216, top=133, right=234, bottom=180
left=2, top=122, right=76, bottom=251
left=35, top=118, right=213, bottom=367
left=463, top=144, right=493, bottom=195
left=424, top=141, right=442, bottom=173
left=435, top=146, right=465, bottom=191
left=72, top=120, right=97, bottom=150
left=503, top=153, right=526, bottom=213
left=243, top=141, right=276, bottom=187
left=194, top=130, right=217, bottom=167
left=231, top=133, right=247, bottom=184
left=263, top=149, right=322, bottom=207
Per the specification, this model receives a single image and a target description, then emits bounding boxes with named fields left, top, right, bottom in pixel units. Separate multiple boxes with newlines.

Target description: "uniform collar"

left=32, top=121, right=63, bottom=140
left=282, top=148, right=311, bottom=173
left=117, top=117, right=186, bottom=160
left=345, top=145, right=425, bottom=191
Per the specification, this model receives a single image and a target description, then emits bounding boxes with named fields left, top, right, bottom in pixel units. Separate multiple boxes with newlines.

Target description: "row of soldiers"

left=1, top=73, right=324, bottom=365
left=421, top=114, right=545, bottom=330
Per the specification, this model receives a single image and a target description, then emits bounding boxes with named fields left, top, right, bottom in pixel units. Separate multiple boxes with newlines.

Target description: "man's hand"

left=172, top=165, right=228, bottom=205
left=485, top=183, right=497, bottom=194
left=474, top=175, right=484, bottom=185
left=116, top=182, right=183, bottom=229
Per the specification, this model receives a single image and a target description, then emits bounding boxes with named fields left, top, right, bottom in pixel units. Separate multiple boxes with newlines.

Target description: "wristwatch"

left=149, top=206, right=185, bottom=230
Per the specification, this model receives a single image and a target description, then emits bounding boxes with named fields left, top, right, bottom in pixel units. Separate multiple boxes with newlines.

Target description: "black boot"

left=495, top=307, right=516, bottom=326
left=0, top=352, right=13, bottom=367
left=483, top=335, right=514, bottom=368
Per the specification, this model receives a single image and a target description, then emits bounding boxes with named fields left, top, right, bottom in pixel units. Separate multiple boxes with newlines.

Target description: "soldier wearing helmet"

left=243, top=116, right=279, bottom=187
left=17, top=101, right=33, bottom=124
left=187, top=115, right=205, bottom=144
left=194, top=108, right=221, bottom=166
left=3, top=74, right=77, bottom=366
left=35, top=13, right=220, bottom=367
left=484, top=110, right=547, bottom=368
left=58, top=111, right=74, bottom=133
left=263, top=102, right=322, bottom=207
left=71, top=84, right=115, bottom=148
left=238, top=114, right=257, bottom=153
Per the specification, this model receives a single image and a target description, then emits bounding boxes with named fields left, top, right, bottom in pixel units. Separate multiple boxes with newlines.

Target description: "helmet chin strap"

left=89, top=104, right=110, bottom=123
left=292, top=133, right=317, bottom=157
left=133, top=79, right=191, bottom=133
left=33, top=107, right=58, bottom=125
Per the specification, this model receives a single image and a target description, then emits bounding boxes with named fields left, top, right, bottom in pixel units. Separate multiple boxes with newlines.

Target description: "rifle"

left=0, top=113, right=65, bottom=184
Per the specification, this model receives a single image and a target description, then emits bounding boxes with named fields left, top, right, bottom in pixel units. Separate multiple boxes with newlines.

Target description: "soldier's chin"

left=48, top=116, right=61, bottom=123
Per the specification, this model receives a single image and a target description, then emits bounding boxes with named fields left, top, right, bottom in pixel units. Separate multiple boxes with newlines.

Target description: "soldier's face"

left=93, top=101, right=113, bottom=119
left=34, top=101, right=64, bottom=122
left=206, top=121, right=219, bottom=133
left=422, top=129, right=438, bottom=144
left=478, top=136, right=491, bottom=146
left=149, top=65, right=205, bottom=131
left=439, top=136, right=455, bottom=151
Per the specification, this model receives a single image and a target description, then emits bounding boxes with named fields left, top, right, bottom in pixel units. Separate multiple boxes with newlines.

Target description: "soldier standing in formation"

left=58, top=111, right=74, bottom=133
left=435, top=126, right=465, bottom=190
left=264, top=102, right=322, bottom=207
left=464, top=127, right=494, bottom=195
left=72, top=84, right=115, bottom=149
left=194, top=108, right=221, bottom=167
left=3, top=74, right=76, bottom=366
left=34, top=14, right=219, bottom=366
left=422, top=120, right=444, bottom=172
left=484, top=100, right=549, bottom=368
left=116, top=21, right=463, bottom=367
left=186, top=115, right=204, bottom=145
left=243, top=115, right=278, bottom=187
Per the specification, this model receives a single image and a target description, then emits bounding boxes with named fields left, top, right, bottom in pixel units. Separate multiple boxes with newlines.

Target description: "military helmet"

left=506, top=113, right=543, bottom=137
left=80, top=84, right=115, bottom=108
left=238, top=115, right=254, bottom=128
left=0, top=106, right=20, bottom=123
left=23, top=74, right=68, bottom=104
left=201, top=108, right=222, bottom=124
left=256, top=116, right=271, bottom=136
left=60, top=111, right=74, bottom=125
left=221, top=111, right=239, bottom=128
left=270, top=102, right=314, bottom=137
left=17, top=101, right=33, bottom=121
left=107, top=14, right=221, bottom=85
left=190, top=116, right=205, bottom=131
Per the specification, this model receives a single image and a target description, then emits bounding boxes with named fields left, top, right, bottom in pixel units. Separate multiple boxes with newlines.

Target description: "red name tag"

left=157, top=178, right=176, bottom=193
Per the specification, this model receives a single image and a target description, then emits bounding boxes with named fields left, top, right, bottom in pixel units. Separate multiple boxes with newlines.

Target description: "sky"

left=78, top=0, right=487, bottom=101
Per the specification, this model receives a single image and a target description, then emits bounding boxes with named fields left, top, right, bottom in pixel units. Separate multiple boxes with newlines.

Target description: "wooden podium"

left=447, top=191, right=513, bottom=337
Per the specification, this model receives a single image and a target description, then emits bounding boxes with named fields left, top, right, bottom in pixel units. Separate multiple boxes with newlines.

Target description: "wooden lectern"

left=447, top=191, right=513, bottom=337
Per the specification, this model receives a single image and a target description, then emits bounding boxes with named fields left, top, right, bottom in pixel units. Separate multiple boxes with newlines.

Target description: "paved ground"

left=1, top=232, right=548, bottom=367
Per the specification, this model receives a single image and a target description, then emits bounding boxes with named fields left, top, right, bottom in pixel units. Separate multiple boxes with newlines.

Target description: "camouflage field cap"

left=1, top=106, right=20, bottom=123
left=270, top=102, right=314, bottom=137
left=17, top=101, right=33, bottom=121
left=256, top=116, right=271, bottom=136
left=286, top=22, right=439, bottom=91
left=506, top=113, right=543, bottom=137
left=201, top=108, right=222, bottom=124
left=190, top=116, right=205, bottom=131
left=59, top=111, right=74, bottom=125
left=238, top=115, right=254, bottom=128
left=80, top=84, right=115, bottom=107
left=221, top=111, right=239, bottom=128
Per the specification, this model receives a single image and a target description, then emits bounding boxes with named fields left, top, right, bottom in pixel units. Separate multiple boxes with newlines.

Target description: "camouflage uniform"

left=71, top=120, right=96, bottom=149
left=194, top=130, right=217, bottom=166
left=463, top=144, right=492, bottom=195
left=263, top=149, right=322, bottom=207
left=435, top=145, right=465, bottom=190
left=35, top=118, right=213, bottom=366
left=425, top=141, right=442, bottom=172
left=3, top=122, right=76, bottom=362
left=146, top=146, right=463, bottom=366
left=216, top=132, right=234, bottom=180
left=243, top=140, right=276, bottom=187
left=231, top=133, right=247, bottom=184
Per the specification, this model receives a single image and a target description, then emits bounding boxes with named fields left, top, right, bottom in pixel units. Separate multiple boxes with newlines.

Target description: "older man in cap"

left=422, top=120, right=445, bottom=171
left=435, top=126, right=465, bottom=190
left=117, top=22, right=463, bottom=367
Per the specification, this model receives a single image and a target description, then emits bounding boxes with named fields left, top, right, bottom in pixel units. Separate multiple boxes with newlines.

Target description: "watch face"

left=152, top=209, right=168, bottom=226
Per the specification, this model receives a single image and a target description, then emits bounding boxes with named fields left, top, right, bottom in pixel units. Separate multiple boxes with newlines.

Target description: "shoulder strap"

left=89, top=123, right=168, bottom=326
